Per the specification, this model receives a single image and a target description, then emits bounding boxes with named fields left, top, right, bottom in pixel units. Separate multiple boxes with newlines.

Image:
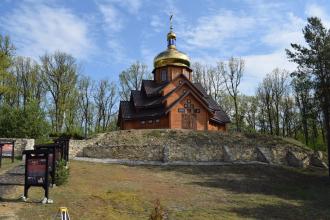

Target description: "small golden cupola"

left=153, top=16, right=190, bottom=69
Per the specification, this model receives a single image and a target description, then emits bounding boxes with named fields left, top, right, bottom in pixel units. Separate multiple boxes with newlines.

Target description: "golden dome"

left=154, top=21, right=190, bottom=69
left=154, top=48, right=190, bottom=69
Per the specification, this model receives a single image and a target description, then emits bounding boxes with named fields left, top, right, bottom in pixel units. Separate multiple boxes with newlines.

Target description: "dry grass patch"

left=0, top=160, right=326, bottom=219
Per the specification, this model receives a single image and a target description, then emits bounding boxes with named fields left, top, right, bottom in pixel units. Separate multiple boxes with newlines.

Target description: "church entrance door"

left=182, top=113, right=197, bottom=130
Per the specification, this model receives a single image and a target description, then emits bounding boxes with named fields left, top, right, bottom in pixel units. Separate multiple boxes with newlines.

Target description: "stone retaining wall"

left=0, top=138, right=34, bottom=156
left=68, top=130, right=328, bottom=169
left=84, top=145, right=164, bottom=161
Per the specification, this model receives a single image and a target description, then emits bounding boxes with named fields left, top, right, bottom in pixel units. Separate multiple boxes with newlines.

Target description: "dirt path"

left=0, top=165, right=25, bottom=220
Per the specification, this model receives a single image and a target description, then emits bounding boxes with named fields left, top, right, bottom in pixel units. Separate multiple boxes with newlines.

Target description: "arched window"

left=161, top=69, right=167, bottom=81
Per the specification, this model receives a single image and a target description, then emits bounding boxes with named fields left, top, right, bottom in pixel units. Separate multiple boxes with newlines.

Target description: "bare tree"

left=292, top=69, right=314, bottom=145
left=94, top=80, right=118, bottom=132
left=222, top=57, right=244, bottom=131
left=12, top=57, right=44, bottom=108
left=78, top=75, right=94, bottom=138
left=245, top=96, right=258, bottom=131
left=40, top=51, right=78, bottom=133
left=271, top=69, right=290, bottom=135
left=119, top=61, right=149, bottom=100
left=257, top=75, right=274, bottom=134
left=192, top=62, right=212, bottom=96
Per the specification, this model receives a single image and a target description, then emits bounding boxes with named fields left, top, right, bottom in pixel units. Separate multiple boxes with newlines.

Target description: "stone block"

left=286, top=151, right=310, bottom=168
left=256, top=147, right=272, bottom=164
left=310, top=151, right=328, bottom=169
left=223, top=145, right=234, bottom=162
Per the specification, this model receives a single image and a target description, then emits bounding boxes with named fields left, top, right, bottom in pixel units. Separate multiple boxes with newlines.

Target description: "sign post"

left=0, top=140, right=15, bottom=164
left=0, top=144, right=2, bottom=168
left=22, top=149, right=53, bottom=204
left=54, top=138, right=70, bottom=163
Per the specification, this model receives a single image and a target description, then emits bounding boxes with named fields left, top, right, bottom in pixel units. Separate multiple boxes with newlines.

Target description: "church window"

left=187, top=99, right=191, bottom=103
left=155, top=119, right=160, bottom=123
left=161, top=69, right=167, bottom=81
left=141, top=121, right=145, bottom=124
left=148, top=120, right=153, bottom=124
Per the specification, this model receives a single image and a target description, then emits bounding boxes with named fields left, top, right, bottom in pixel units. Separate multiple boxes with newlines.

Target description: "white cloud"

left=150, top=15, right=164, bottom=32
left=244, top=50, right=296, bottom=79
left=99, top=4, right=123, bottom=32
left=118, top=0, right=142, bottom=14
left=240, top=50, right=296, bottom=95
left=106, top=39, right=130, bottom=63
left=99, top=0, right=142, bottom=15
left=191, top=50, right=296, bottom=95
left=262, top=13, right=305, bottom=49
left=140, top=45, right=156, bottom=68
left=305, top=3, right=330, bottom=27
left=97, top=2, right=128, bottom=63
left=181, top=10, right=255, bottom=49
left=173, top=1, right=309, bottom=95
left=1, top=3, right=93, bottom=60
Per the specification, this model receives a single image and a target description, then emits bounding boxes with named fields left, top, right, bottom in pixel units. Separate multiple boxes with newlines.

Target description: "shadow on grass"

left=0, top=197, right=45, bottom=204
left=0, top=197, right=22, bottom=203
left=0, top=163, right=25, bottom=203
left=141, top=164, right=330, bottom=219
left=231, top=202, right=326, bottom=220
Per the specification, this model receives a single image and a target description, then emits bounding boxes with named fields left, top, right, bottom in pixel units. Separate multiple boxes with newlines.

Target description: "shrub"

left=150, top=199, right=166, bottom=220
left=55, top=159, right=69, bottom=186
left=0, top=101, right=50, bottom=139
left=49, top=130, right=85, bottom=140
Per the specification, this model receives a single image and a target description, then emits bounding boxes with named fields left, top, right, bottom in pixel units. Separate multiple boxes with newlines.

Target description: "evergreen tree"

left=286, top=17, right=330, bottom=176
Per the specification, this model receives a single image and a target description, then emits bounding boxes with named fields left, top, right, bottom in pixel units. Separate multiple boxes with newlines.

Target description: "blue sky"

left=1, top=0, right=330, bottom=95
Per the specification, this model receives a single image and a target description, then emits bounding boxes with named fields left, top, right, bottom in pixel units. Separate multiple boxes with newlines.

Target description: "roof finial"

left=167, top=13, right=176, bottom=49
left=170, top=14, right=173, bottom=31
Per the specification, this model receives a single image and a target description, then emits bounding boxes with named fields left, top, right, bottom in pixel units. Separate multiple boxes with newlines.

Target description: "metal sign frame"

left=34, top=143, right=63, bottom=162
left=0, top=140, right=15, bottom=164
left=54, top=138, right=70, bottom=163
left=23, top=149, right=50, bottom=200
left=34, top=145, right=57, bottom=186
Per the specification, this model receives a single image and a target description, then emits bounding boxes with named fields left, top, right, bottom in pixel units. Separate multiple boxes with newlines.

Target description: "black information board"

left=0, top=140, right=15, bottom=167
left=34, top=144, right=59, bottom=186
left=23, top=149, right=50, bottom=200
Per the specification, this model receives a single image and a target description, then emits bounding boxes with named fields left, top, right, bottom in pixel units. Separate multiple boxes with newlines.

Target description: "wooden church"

left=117, top=22, right=230, bottom=131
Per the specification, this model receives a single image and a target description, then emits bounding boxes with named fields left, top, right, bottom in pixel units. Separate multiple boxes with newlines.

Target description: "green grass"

left=0, top=161, right=327, bottom=219
left=0, top=158, right=21, bottom=175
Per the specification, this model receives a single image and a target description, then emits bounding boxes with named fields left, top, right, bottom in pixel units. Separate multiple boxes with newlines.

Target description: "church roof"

left=193, top=82, right=208, bottom=97
left=211, top=109, right=231, bottom=124
left=131, top=90, right=163, bottom=108
left=142, top=80, right=167, bottom=97
left=119, top=101, right=164, bottom=120
left=119, top=78, right=230, bottom=124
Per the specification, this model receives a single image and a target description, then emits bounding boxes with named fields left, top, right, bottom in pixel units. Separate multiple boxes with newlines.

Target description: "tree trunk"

left=322, top=96, right=330, bottom=177
left=275, top=104, right=280, bottom=136
left=233, top=96, right=240, bottom=132
left=301, top=105, right=309, bottom=146
left=267, top=104, right=273, bottom=135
